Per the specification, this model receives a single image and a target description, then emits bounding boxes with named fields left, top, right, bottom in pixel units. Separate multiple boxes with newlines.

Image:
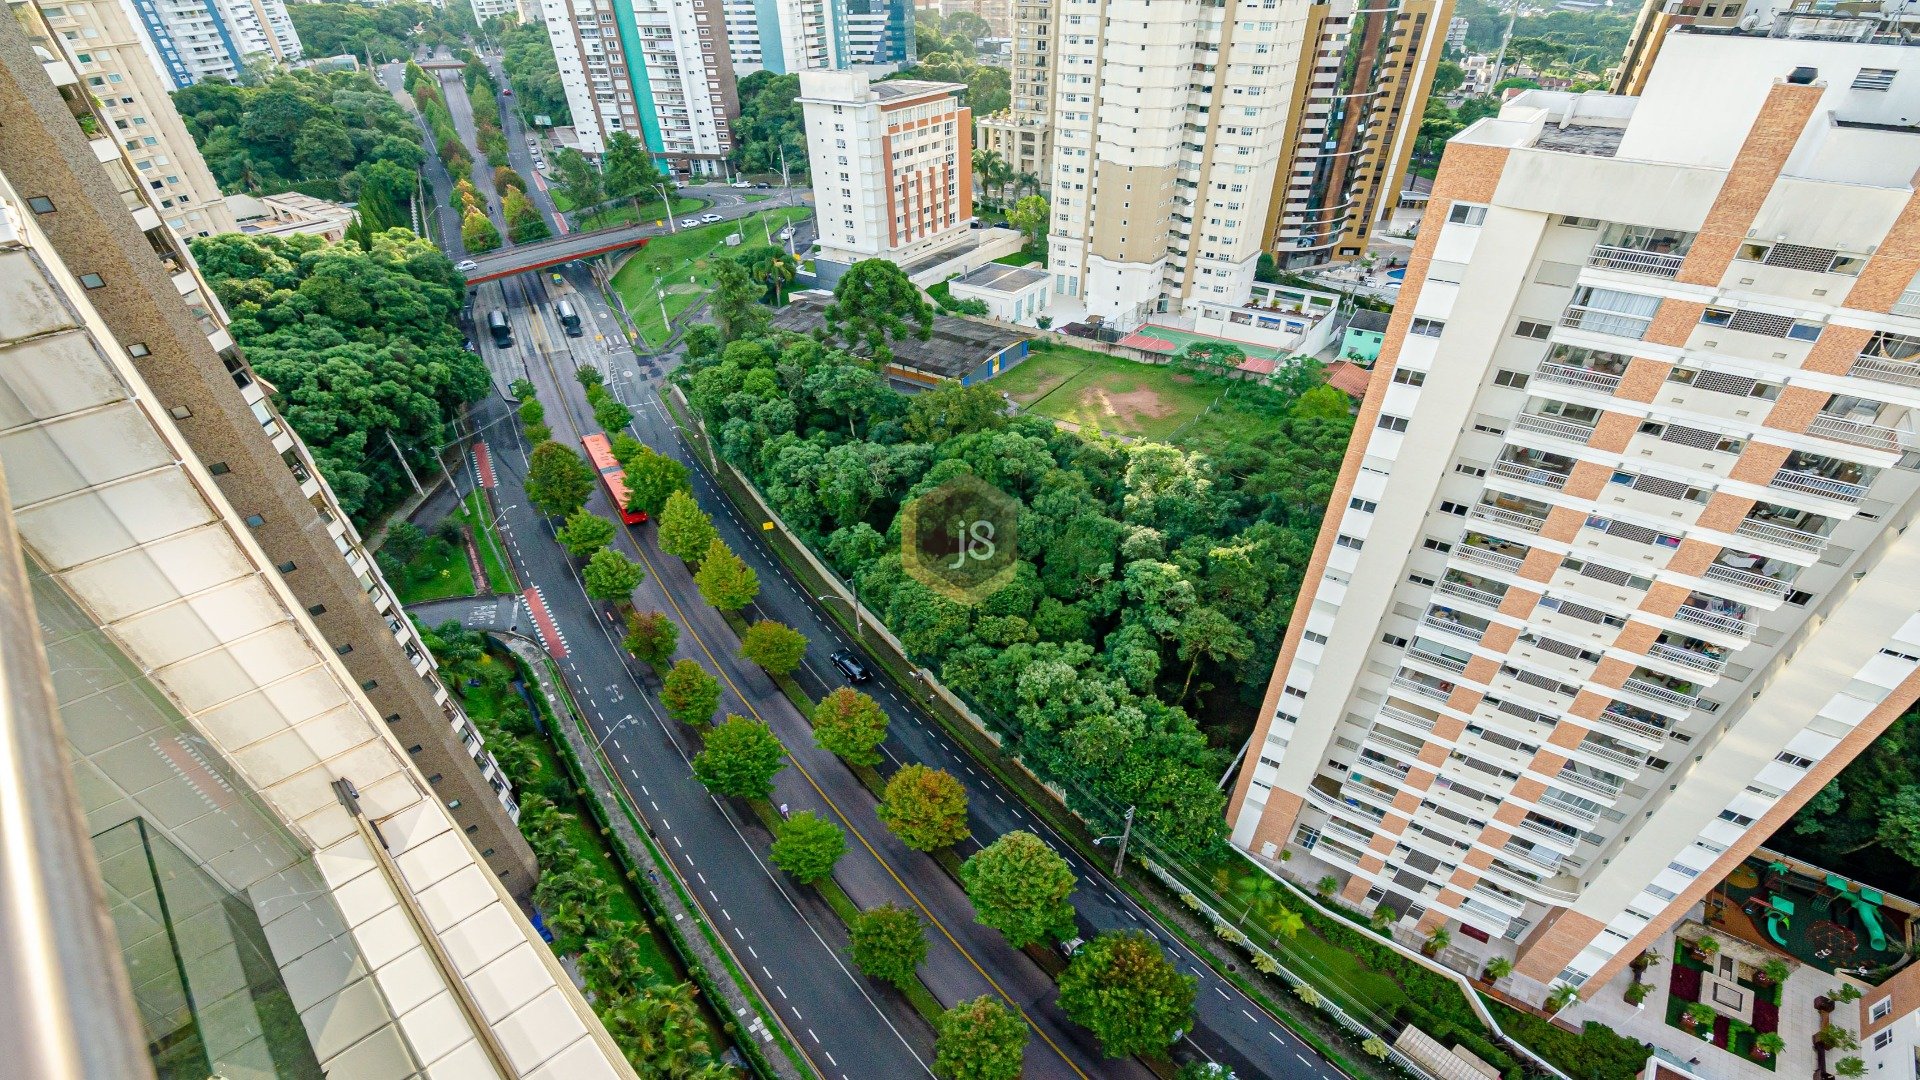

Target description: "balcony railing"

left=1379, top=704, right=1438, bottom=732
left=1735, top=517, right=1828, bottom=554
left=1422, top=614, right=1486, bottom=642
left=1561, top=305, right=1653, bottom=340
left=1675, top=603, right=1755, bottom=637
left=1553, top=768, right=1624, bottom=800
left=1501, top=841, right=1565, bottom=874
left=1514, top=413, right=1598, bottom=445
left=1470, top=505, right=1549, bottom=534
left=1391, top=675, right=1453, bottom=703
left=1587, top=244, right=1685, bottom=278
left=1849, top=354, right=1920, bottom=389
left=1456, top=544, right=1526, bottom=573
left=1535, top=361, right=1625, bottom=394
left=1622, top=676, right=1700, bottom=710
left=1495, top=460, right=1570, bottom=489
left=1483, top=861, right=1582, bottom=904
left=1703, top=562, right=1793, bottom=599
left=1437, top=579, right=1507, bottom=609
left=1593, top=707, right=1669, bottom=744
left=1648, top=640, right=1727, bottom=674
left=1808, top=412, right=1905, bottom=453
left=1770, top=469, right=1867, bottom=504
left=1573, top=739, right=1645, bottom=770
left=1538, top=791, right=1603, bottom=824
left=1410, top=646, right=1469, bottom=673
left=1892, top=287, right=1920, bottom=318
left=1463, top=890, right=1525, bottom=922
left=1515, top=816, right=1581, bottom=848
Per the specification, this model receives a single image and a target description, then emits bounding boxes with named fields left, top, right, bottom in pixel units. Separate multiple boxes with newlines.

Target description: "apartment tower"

left=977, top=0, right=1051, bottom=199
left=23, top=0, right=235, bottom=238
left=541, top=0, right=737, bottom=170
left=1266, top=0, right=1451, bottom=267
left=0, top=10, right=628, bottom=1078
left=119, top=0, right=302, bottom=89
left=1043, top=0, right=1308, bottom=331
left=1227, top=20, right=1920, bottom=998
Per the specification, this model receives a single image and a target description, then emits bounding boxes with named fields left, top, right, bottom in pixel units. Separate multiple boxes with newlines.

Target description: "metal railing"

left=1534, top=361, right=1624, bottom=394
left=1675, top=603, right=1756, bottom=637
left=1482, top=860, right=1582, bottom=904
left=1648, top=640, right=1727, bottom=674
left=1537, top=791, right=1603, bottom=825
left=1703, top=562, right=1793, bottom=599
left=1495, top=460, right=1570, bottom=489
left=1552, top=768, right=1624, bottom=800
left=1515, top=816, right=1582, bottom=847
left=1735, top=517, right=1828, bottom=554
left=1409, top=646, right=1470, bottom=673
left=1436, top=579, right=1507, bottom=609
left=1469, top=505, right=1549, bottom=534
left=1421, top=614, right=1486, bottom=642
left=1572, top=738, right=1645, bottom=770
left=1592, top=708, right=1669, bottom=744
left=1808, top=412, right=1904, bottom=453
left=1769, top=469, right=1868, bottom=504
left=1513, top=413, right=1598, bottom=444
left=1892, top=288, right=1920, bottom=318
left=1587, top=244, right=1685, bottom=278
left=1849, top=354, right=1920, bottom=389
left=1500, top=841, right=1567, bottom=875
left=1561, top=305, right=1653, bottom=340
left=1456, top=544, right=1526, bottom=573
left=1622, top=676, right=1700, bottom=710
left=1391, top=675, right=1453, bottom=703
left=1378, top=705, right=1438, bottom=733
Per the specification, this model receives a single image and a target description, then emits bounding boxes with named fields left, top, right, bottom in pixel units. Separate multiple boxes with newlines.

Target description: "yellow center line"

left=617, top=389, right=1092, bottom=1080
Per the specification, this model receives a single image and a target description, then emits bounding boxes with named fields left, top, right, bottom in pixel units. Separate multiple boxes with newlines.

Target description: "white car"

left=700, top=213, right=723, bottom=224
left=681, top=218, right=701, bottom=228
left=730, top=180, right=751, bottom=188
left=455, top=259, right=478, bottom=272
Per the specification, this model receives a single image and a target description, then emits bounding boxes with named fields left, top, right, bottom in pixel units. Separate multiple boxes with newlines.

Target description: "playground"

left=1710, top=854, right=1913, bottom=984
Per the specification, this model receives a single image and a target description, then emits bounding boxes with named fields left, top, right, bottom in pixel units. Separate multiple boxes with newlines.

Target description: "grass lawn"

left=390, top=537, right=474, bottom=605
left=997, top=340, right=1222, bottom=441
left=993, top=247, right=1043, bottom=267
left=610, top=207, right=812, bottom=347
left=565, top=195, right=706, bottom=230
left=461, top=489, right=516, bottom=594
left=744, top=193, right=773, bottom=203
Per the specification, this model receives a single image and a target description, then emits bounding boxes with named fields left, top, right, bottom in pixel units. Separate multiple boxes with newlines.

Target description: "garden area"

left=552, top=191, right=706, bottom=231
left=609, top=207, right=812, bottom=347
left=1663, top=933, right=1785, bottom=1069
left=379, top=489, right=516, bottom=605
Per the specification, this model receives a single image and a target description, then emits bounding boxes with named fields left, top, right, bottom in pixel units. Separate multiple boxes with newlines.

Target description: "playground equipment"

left=1827, top=873, right=1889, bottom=953
left=1765, top=895, right=1794, bottom=947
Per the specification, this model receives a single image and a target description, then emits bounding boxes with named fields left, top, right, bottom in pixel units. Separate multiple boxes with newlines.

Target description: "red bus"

left=582, top=432, right=646, bottom=525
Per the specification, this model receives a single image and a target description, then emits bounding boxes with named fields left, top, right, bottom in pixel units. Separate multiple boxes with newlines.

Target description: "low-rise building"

left=773, top=291, right=1030, bottom=385
left=948, top=262, right=1049, bottom=324
left=227, top=192, right=355, bottom=241
left=1340, top=308, right=1392, bottom=364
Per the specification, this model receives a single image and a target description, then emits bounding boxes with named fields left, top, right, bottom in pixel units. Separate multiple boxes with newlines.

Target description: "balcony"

left=1391, top=672, right=1456, bottom=703
left=1483, top=860, right=1582, bottom=904
left=1437, top=577, right=1507, bottom=610
left=1702, top=557, right=1794, bottom=600
left=1553, top=767, right=1624, bottom=800
left=1587, top=244, right=1685, bottom=278
left=1675, top=600, right=1755, bottom=638
left=1514, top=412, right=1598, bottom=445
left=1379, top=704, right=1439, bottom=733
left=1495, top=457, right=1572, bottom=490
left=1894, top=287, right=1920, bottom=318
left=1648, top=638, right=1729, bottom=674
left=1471, top=497, right=1551, bottom=535
left=1736, top=515, right=1829, bottom=554
left=1593, top=704, right=1669, bottom=744
left=1516, top=814, right=1582, bottom=848
left=1561, top=303, right=1654, bottom=341
left=1538, top=789, right=1603, bottom=825
left=1573, top=737, right=1645, bottom=770
left=1423, top=607, right=1490, bottom=643
left=1621, top=673, right=1701, bottom=710
left=1457, top=533, right=1529, bottom=573
left=1769, top=468, right=1867, bottom=504
left=1410, top=643, right=1471, bottom=673
left=1535, top=359, right=1625, bottom=394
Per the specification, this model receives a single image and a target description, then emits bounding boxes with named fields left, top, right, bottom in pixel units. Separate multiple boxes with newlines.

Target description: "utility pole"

left=778, top=142, right=791, bottom=191
left=1112, top=805, right=1134, bottom=879
left=1490, top=6, right=1519, bottom=92
left=386, top=430, right=426, bottom=499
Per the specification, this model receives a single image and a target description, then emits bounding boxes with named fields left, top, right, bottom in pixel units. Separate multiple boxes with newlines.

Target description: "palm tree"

left=582, top=936, right=649, bottom=999
left=1015, top=171, right=1040, bottom=199
left=971, top=148, right=1009, bottom=209
left=1265, top=906, right=1305, bottom=939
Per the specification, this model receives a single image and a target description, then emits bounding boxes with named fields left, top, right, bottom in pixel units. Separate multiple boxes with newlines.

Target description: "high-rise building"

left=0, top=11, right=631, bottom=1078
left=1042, top=0, right=1308, bottom=331
left=1227, top=20, right=1920, bottom=998
left=22, top=0, right=236, bottom=238
left=472, top=0, right=520, bottom=25
left=799, top=69, right=972, bottom=275
left=724, top=0, right=845, bottom=76
left=541, top=0, right=738, bottom=170
left=115, top=0, right=302, bottom=89
left=841, top=0, right=913, bottom=66
left=976, top=0, right=1049, bottom=191
left=1264, top=0, right=1451, bottom=268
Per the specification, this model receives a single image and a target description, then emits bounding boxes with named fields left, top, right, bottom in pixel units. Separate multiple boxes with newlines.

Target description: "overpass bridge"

left=459, top=223, right=659, bottom=284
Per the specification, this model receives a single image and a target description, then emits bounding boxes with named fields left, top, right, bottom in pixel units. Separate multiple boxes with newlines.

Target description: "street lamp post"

left=595, top=714, right=638, bottom=751
left=655, top=184, right=677, bottom=232
left=815, top=592, right=863, bottom=641
left=1091, top=805, right=1136, bottom=879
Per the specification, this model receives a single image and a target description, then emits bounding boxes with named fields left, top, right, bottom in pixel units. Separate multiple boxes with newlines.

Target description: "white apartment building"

left=26, top=0, right=234, bottom=237
left=726, top=0, right=844, bottom=75
left=542, top=0, right=736, bottom=171
left=471, top=0, right=519, bottom=23
left=1228, top=19, right=1920, bottom=1000
left=799, top=69, right=973, bottom=277
left=1043, top=0, right=1308, bottom=332
left=978, top=0, right=1050, bottom=208
left=0, top=9, right=631, bottom=1076
left=115, top=0, right=301, bottom=89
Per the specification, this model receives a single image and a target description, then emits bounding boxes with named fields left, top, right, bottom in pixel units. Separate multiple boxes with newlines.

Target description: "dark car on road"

left=830, top=651, right=872, bottom=683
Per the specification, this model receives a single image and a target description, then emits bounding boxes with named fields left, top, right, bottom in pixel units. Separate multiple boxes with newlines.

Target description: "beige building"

left=23, top=0, right=234, bottom=237
left=1043, top=0, right=1309, bottom=331
left=1228, top=21, right=1920, bottom=1001
left=976, top=0, right=1050, bottom=201
left=0, top=9, right=631, bottom=1079
left=1266, top=0, right=1452, bottom=267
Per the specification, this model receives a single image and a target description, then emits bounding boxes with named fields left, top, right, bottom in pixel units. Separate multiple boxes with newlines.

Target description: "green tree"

left=692, top=715, right=785, bottom=799
left=582, top=547, right=645, bottom=603
left=550, top=146, right=605, bottom=218
left=504, top=187, right=550, bottom=243
left=960, top=831, right=1078, bottom=949
left=877, top=765, right=970, bottom=851
left=1175, top=340, right=1245, bottom=377
left=810, top=687, right=889, bottom=767
left=933, top=996, right=1026, bottom=1080
left=519, top=398, right=546, bottom=427
left=768, top=810, right=845, bottom=884
left=624, top=449, right=691, bottom=518
left=595, top=394, right=633, bottom=434
left=1433, top=58, right=1465, bottom=95
left=461, top=207, right=502, bottom=252
left=693, top=537, right=760, bottom=611
left=740, top=620, right=808, bottom=675
left=555, top=508, right=616, bottom=558
left=1056, top=931, right=1196, bottom=1059
left=849, top=903, right=927, bottom=990
left=1005, top=194, right=1050, bottom=253
left=728, top=71, right=806, bottom=178
left=658, top=490, right=719, bottom=564
left=623, top=610, right=679, bottom=669
left=1174, top=606, right=1253, bottom=702
left=603, top=130, right=668, bottom=218
left=525, top=441, right=596, bottom=518
left=822, top=259, right=933, bottom=356
left=661, top=659, right=721, bottom=727
left=710, top=256, right=767, bottom=342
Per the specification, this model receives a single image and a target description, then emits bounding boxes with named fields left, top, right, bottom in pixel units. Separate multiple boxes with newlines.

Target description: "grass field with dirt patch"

left=999, top=341, right=1224, bottom=441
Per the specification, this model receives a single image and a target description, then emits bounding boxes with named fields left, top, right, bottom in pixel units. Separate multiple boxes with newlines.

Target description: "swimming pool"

left=1386, top=267, right=1406, bottom=281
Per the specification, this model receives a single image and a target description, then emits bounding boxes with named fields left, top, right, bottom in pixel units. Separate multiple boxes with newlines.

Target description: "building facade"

left=976, top=0, right=1049, bottom=200
left=1265, top=0, right=1452, bottom=268
left=1227, top=22, right=1920, bottom=999
left=542, top=0, right=737, bottom=170
left=117, top=0, right=302, bottom=88
left=800, top=70, right=972, bottom=272
left=0, top=11, right=630, bottom=1078
left=25, top=0, right=236, bottom=238
left=841, top=0, right=912, bottom=65
left=471, top=0, right=520, bottom=24
left=1042, top=0, right=1308, bottom=331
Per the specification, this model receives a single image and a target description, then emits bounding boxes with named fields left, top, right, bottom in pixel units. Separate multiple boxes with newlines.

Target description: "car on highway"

left=455, top=259, right=478, bottom=272
left=700, top=213, right=722, bottom=223
left=502, top=87, right=513, bottom=96
left=829, top=651, right=872, bottom=683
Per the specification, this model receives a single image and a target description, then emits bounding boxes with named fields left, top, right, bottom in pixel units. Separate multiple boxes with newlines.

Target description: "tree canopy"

left=740, top=620, right=808, bottom=676
left=693, top=538, right=760, bottom=611
left=499, top=18, right=572, bottom=125
left=582, top=547, right=645, bottom=603
left=811, top=688, right=890, bottom=767
left=1057, top=931, right=1196, bottom=1059
left=849, top=903, right=928, bottom=990
left=1779, top=708, right=1920, bottom=895
left=933, top=996, right=1026, bottom=1080
left=822, top=260, right=933, bottom=357
left=661, top=660, right=722, bottom=727
left=526, top=441, right=597, bottom=519
left=624, top=610, right=679, bottom=670
left=878, top=765, right=971, bottom=851
left=768, top=810, right=845, bottom=884
left=659, top=490, right=720, bottom=564
left=190, top=231, right=487, bottom=523
left=730, top=72, right=807, bottom=178
left=173, top=68, right=423, bottom=201
left=960, top=831, right=1079, bottom=949
left=692, top=716, right=786, bottom=799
